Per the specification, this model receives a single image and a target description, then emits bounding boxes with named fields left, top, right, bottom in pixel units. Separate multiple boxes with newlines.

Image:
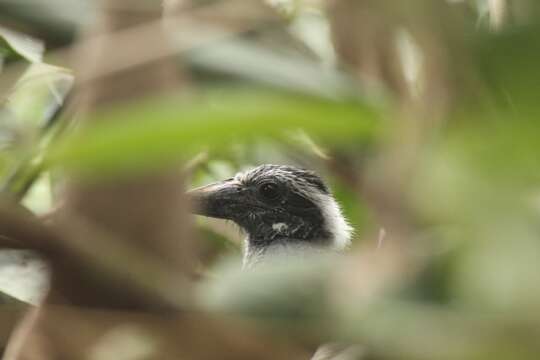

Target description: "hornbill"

left=188, top=164, right=352, bottom=268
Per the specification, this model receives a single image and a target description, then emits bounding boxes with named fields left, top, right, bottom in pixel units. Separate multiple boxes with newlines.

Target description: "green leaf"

left=47, top=89, right=382, bottom=178
left=7, top=63, right=74, bottom=128
left=0, top=63, right=73, bottom=201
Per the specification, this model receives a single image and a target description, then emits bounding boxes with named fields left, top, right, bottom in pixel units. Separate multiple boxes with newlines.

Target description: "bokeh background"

left=1, top=0, right=540, bottom=359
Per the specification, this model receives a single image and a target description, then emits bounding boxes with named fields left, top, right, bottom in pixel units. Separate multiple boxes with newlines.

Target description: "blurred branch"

left=327, top=0, right=481, bottom=243
left=3, top=3, right=322, bottom=357
left=1, top=0, right=357, bottom=102
left=5, top=304, right=310, bottom=359
left=0, top=200, right=190, bottom=308
left=48, top=0, right=195, bottom=305
left=0, top=1, right=273, bottom=99
left=72, top=0, right=281, bottom=90
left=0, top=304, right=28, bottom=356
left=0, top=202, right=56, bottom=250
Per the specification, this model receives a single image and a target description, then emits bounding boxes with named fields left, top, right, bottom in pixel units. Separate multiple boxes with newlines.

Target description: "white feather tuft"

left=314, top=193, right=353, bottom=250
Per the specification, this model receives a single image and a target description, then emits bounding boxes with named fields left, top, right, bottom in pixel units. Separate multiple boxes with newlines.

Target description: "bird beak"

left=187, top=179, right=243, bottom=220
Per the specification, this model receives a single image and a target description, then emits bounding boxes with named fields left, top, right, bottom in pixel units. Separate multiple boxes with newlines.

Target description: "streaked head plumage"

left=189, top=164, right=353, bottom=266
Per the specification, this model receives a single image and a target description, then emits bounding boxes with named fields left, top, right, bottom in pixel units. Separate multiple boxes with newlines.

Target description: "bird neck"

left=242, top=235, right=329, bottom=269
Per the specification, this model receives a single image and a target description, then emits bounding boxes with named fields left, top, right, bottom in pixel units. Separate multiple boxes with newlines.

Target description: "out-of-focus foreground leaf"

left=0, top=62, right=73, bottom=205
left=47, top=89, right=382, bottom=177
left=0, top=26, right=43, bottom=63
left=408, top=18, right=540, bottom=315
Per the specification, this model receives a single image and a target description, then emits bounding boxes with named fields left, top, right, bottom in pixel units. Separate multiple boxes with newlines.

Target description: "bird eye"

left=258, top=182, right=280, bottom=200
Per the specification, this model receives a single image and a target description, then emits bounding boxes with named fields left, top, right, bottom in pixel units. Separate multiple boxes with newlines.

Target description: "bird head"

left=189, top=165, right=352, bottom=255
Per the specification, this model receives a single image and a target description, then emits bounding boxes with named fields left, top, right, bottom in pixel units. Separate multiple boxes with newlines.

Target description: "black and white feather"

left=189, top=164, right=352, bottom=268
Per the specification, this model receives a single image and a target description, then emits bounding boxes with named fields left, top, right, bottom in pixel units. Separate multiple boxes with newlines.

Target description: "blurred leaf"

left=473, top=21, right=540, bottom=115
left=0, top=0, right=95, bottom=37
left=47, top=89, right=382, bottom=178
left=7, top=62, right=73, bottom=128
left=452, top=220, right=540, bottom=312
left=187, top=39, right=356, bottom=99
left=0, top=63, right=73, bottom=201
left=21, top=172, right=52, bottom=215
left=197, top=253, right=336, bottom=325
left=0, top=25, right=43, bottom=63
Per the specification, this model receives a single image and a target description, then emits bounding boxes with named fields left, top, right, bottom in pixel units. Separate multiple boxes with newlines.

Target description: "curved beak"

left=187, top=179, right=243, bottom=220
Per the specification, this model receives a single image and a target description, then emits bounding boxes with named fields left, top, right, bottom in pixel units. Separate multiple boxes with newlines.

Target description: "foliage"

left=1, top=0, right=540, bottom=359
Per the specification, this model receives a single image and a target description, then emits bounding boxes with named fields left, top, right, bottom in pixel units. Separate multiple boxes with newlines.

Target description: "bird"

left=189, top=164, right=362, bottom=359
left=188, top=164, right=352, bottom=268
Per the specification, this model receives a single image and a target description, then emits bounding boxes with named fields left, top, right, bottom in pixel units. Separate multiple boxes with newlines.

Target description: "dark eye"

left=258, top=182, right=280, bottom=200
